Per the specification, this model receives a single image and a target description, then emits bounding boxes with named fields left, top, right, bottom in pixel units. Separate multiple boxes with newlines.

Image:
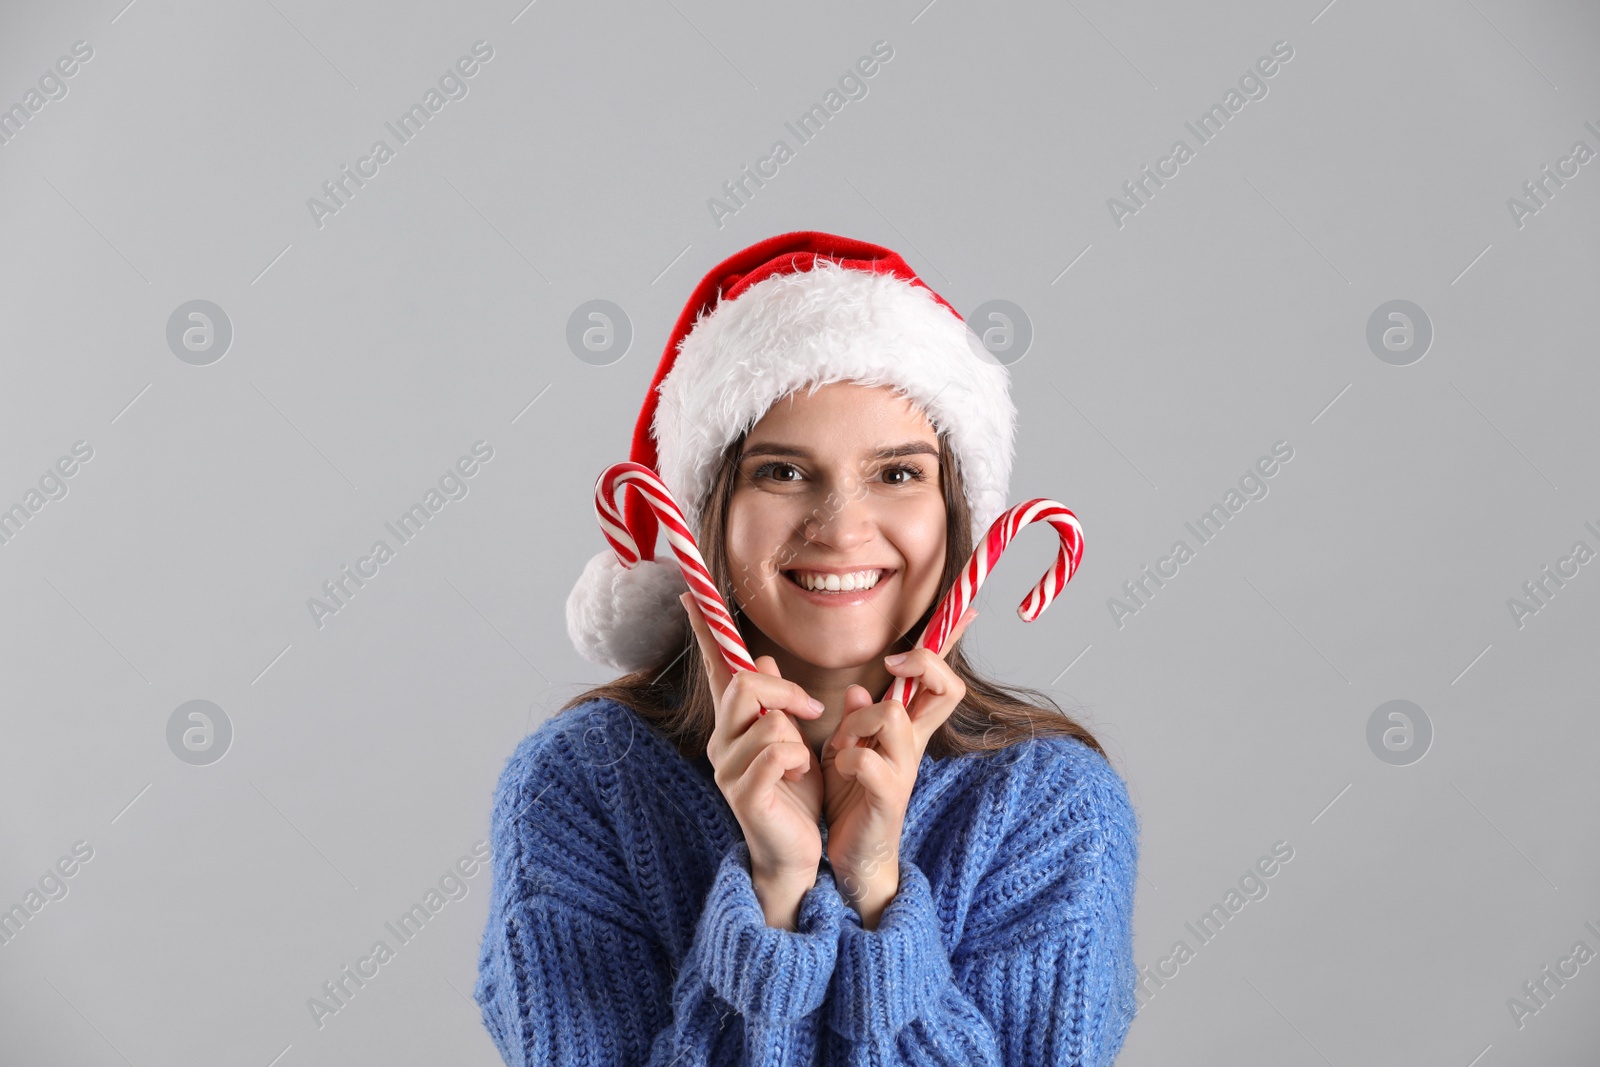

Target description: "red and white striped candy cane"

left=886, top=498, right=1084, bottom=709
left=595, top=461, right=772, bottom=714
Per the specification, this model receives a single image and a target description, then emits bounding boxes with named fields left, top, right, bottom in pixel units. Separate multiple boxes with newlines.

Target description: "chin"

left=800, top=647, right=878, bottom=671
left=769, top=630, right=891, bottom=670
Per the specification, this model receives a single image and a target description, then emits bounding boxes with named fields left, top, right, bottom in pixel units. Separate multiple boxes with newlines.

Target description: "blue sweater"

left=473, top=696, right=1139, bottom=1065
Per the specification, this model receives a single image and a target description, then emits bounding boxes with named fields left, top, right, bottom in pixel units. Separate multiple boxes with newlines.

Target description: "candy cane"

left=886, top=499, right=1085, bottom=710
left=595, top=462, right=771, bottom=713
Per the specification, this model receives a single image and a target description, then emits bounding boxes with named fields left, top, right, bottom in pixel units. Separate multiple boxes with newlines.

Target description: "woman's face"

left=725, top=381, right=948, bottom=670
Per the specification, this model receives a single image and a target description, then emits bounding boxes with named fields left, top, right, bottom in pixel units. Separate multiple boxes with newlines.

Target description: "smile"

left=781, top=567, right=895, bottom=604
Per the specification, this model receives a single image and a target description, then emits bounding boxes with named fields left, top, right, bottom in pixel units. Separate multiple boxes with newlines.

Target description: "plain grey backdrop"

left=2, top=0, right=1597, bottom=1063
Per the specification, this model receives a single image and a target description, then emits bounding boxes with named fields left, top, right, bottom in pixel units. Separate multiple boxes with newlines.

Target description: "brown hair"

left=559, top=423, right=1105, bottom=764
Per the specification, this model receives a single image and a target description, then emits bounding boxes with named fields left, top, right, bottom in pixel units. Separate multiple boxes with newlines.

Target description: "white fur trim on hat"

left=653, top=259, right=1016, bottom=543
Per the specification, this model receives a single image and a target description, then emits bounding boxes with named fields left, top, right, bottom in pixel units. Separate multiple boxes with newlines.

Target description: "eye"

left=750, top=461, right=802, bottom=482
left=881, top=463, right=927, bottom=485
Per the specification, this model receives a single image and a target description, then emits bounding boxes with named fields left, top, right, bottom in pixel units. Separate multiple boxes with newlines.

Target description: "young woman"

left=474, top=232, right=1139, bottom=1065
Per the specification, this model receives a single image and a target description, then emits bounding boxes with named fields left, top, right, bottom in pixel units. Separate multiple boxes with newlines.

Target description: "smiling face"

left=724, top=381, right=949, bottom=671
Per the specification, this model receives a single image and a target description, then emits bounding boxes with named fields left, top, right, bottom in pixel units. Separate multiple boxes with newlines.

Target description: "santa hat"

left=566, top=230, right=1017, bottom=673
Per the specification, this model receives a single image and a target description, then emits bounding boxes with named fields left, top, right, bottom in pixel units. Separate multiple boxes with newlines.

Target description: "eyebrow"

left=738, top=441, right=940, bottom=463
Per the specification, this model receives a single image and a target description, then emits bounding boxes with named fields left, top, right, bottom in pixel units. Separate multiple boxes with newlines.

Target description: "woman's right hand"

left=680, top=592, right=826, bottom=893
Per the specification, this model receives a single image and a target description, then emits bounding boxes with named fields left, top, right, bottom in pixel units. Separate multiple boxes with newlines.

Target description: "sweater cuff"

left=700, top=840, right=847, bottom=1024
left=826, top=858, right=951, bottom=1041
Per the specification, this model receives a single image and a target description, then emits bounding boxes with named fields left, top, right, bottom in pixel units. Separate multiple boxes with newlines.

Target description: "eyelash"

left=749, top=461, right=926, bottom=485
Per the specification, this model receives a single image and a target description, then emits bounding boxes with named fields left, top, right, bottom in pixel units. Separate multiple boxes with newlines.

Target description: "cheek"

left=726, top=500, right=788, bottom=586
left=898, top=503, right=948, bottom=578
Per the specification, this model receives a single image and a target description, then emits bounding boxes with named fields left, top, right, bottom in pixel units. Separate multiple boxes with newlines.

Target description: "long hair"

left=559, top=424, right=1105, bottom=763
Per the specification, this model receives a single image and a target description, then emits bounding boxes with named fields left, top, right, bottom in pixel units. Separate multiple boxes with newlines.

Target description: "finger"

left=829, top=693, right=891, bottom=754
left=735, top=740, right=811, bottom=801
left=883, top=648, right=954, bottom=696
left=748, top=655, right=785, bottom=719
left=828, top=684, right=875, bottom=746
left=785, top=727, right=819, bottom=780
left=841, top=697, right=915, bottom=772
left=831, top=742, right=900, bottom=797
left=885, top=648, right=965, bottom=752
left=718, top=700, right=806, bottom=786
left=727, top=669, right=826, bottom=728
left=680, top=592, right=732, bottom=697
left=878, top=697, right=916, bottom=769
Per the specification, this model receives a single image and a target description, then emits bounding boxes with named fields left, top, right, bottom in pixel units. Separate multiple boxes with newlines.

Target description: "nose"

left=802, top=490, right=876, bottom=551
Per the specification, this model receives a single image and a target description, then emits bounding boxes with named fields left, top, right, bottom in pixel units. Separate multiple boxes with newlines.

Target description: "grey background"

left=2, top=0, right=1597, bottom=1064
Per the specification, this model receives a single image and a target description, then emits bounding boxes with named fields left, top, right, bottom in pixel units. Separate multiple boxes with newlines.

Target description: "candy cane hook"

left=886, top=499, right=1085, bottom=710
left=595, top=462, right=771, bottom=713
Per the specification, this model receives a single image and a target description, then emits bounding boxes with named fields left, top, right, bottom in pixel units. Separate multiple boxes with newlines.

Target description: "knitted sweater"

left=473, top=696, right=1139, bottom=1066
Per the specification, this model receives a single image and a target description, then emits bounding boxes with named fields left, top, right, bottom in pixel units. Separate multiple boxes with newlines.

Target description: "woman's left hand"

left=821, top=607, right=977, bottom=918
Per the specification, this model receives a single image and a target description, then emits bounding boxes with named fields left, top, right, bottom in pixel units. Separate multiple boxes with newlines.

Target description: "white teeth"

left=792, top=570, right=882, bottom=592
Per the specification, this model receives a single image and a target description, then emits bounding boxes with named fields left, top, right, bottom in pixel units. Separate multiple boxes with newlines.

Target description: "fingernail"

left=885, top=652, right=908, bottom=665
left=808, top=696, right=824, bottom=713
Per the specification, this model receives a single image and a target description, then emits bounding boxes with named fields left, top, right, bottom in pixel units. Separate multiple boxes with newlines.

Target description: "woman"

left=474, top=232, right=1139, bottom=1065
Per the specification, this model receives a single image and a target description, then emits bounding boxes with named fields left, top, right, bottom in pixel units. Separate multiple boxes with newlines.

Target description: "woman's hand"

left=681, top=593, right=826, bottom=903
left=821, top=607, right=977, bottom=925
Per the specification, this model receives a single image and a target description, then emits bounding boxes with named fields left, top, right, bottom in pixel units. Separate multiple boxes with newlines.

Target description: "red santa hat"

left=566, top=230, right=1017, bottom=673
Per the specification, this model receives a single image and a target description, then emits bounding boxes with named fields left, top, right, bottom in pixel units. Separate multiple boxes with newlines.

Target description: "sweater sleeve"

left=820, top=744, right=1140, bottom=1065
left=473, top=724, right=849, bottom=1067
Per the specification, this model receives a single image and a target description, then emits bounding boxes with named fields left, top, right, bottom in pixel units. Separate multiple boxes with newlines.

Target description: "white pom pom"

left=565, top=550, right=690, bottom=674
